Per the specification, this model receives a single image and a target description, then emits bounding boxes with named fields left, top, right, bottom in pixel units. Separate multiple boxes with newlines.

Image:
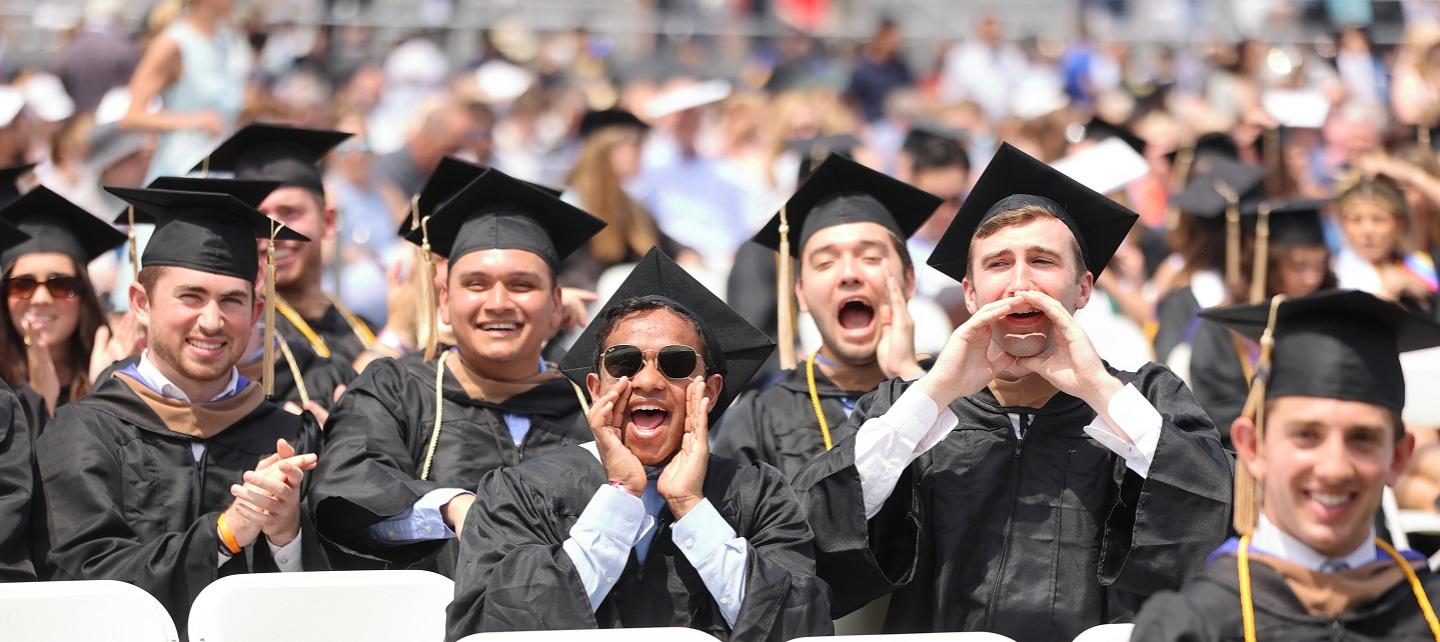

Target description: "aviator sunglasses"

left=602, top=344, right=705, bottom=380
left=6, top=275, right=84, bottom=300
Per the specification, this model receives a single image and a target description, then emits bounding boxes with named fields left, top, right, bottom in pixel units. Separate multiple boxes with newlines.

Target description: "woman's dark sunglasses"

left=6, top=275, right=83, bottom=300
left=602, top=344, right=702, bottom=380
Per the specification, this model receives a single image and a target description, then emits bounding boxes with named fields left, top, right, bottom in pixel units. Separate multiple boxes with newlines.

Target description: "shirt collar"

left=136, top=350, right=241, bottom=403
left=1253, top=514, right=1376, bottom=572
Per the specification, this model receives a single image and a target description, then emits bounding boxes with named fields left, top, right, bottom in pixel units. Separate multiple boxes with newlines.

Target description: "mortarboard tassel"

left=1233, top=294, right=1285, bottom=535
left=1216, top=180, right=1243, bottom=298
left=419, top=212, right=439, bottom=362
left=262, top=222, right=281, bottom=398
left=776, top=203, right=797, bottom=370
left=1170, top=144, right=1196, bottom=194
left=1248, top=203, right=1272, bottom=304
left=125, top=205, right=139, bottom=282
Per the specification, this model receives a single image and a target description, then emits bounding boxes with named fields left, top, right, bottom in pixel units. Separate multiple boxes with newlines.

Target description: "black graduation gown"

left=32, top=374, right=328, bottom=632
left=309, top=354, right=590, bottom=574
left=713, top=367, right=856, bottom=483
left=1133, top=551, right=1440, bottom=641
left=275, top=302, right=371, bottom=371
left=0, top=379, right=34, bottom=581
left=446, top=446, right=833, bottom=641
left=1188, top=318, right=1251, bottom=448
left=795, top=362, right=1234, bottom=642
left=14, top=382, right=46, bottom=438
left=1154, top=285, right=1202, bottom=364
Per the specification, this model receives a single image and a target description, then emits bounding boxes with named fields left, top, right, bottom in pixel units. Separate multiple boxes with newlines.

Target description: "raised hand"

left=21, top=315, right=61, bottom=416
left=228, top=439, right=317, bottom=547
left=89, top=311, right=146, bottom=383
left=658, top=377, right=711, bottom=519
left=876, top=264, right=924, bottom=381
left=1011, top=290, right=1122, bottom=409
left=915, top=296, right=1028, bottom=407
left=558, top=288, right=599, bottom=333
left=587, top=377, right=647, bottom=497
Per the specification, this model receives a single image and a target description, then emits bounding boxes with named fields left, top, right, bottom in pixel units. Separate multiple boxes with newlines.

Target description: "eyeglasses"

left=6, top=275, right=83, bottom=300
left=601, top=344, right=703, bottom=380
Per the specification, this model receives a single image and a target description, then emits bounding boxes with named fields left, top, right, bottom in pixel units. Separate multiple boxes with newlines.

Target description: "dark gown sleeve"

left=1130, top=589, right=1219, bottom=641
left=711, top=391, right=766, bottom=469
left=1153, top=287, right=1199, bottom=364
left=725, top=462, right=834, bottom=641
left=33, top=406, right=246, bottom=614
left=792, top=380, right=920, bottom=617
left=0, top=382, right=34, bottom=580
left=309, top=359, right=444, bottom=566
left=1098, top=363, right=1233, bottom=608
left=1186, top=319, right=1248, bottom=443
left=446, top=466, right=594, bottom=639
left=16, top=383, right=47, bottom=436
left=725, top=241, right=779, bottom=341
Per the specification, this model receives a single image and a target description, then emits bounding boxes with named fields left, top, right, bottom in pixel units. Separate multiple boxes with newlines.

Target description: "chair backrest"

left=0, top=579, right=179, bottom=642
left=187, top=570, right=452, bottom=642
left=1071, top=623, right=1135, bottom=642
left=458, top=628, right=719, bottom=641
left=789, top=634, right=1018, bottom=641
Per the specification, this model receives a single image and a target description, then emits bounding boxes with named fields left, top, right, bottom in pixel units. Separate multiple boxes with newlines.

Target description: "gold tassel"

left=1216, top=180, right=1242, bottom=298
left=419, top=214, right=439, bottom=362
left=262, top=223, right=280, bottom=398
left=1233, top=295, right=1286, bottom=535
left=776, top=203, right=797, bottom=370
left=200, top=155, right=210, bottom=178
left=1171, top=144, right=1196, bottom=194
left=1420, top=126, right=1432, bottom=150
left=1248, top=203, right=1272, bottom=304
left=125, top=205, right=139, bottom=282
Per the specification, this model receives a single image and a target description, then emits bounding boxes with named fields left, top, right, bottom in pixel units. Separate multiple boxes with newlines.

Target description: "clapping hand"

left=657, top=377, right=711, bottom=519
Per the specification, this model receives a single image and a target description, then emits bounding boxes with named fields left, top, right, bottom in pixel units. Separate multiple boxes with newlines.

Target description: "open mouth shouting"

left=1003, top=305, right=1046, bottom=328
left=627, top=399, right=673, bottom=440
left=834, top=296, right=877, bottom=340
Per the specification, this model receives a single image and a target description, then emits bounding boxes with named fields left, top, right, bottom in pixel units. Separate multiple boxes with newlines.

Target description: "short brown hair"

left=970, top=203, right=1085, bottom=277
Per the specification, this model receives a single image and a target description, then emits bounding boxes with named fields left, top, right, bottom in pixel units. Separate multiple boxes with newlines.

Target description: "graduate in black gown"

left=1188, top=200, right=1337, bottom=445
left=0, top=219, right=35, bottom=581
left=194, top=124, right=376, bottom=370
left=309, top=166, right=606, bottom=574
left=32, top=188, right=327, bottom=631
left=714, top=154, right=941, bottom=482
left=135, top=176, right=354, bottom=412
left=447, top=247, right=830, bottom=641
left=794, top=143, right=1233, bottom=642
left=1134, top=290, right=1440, bottom=641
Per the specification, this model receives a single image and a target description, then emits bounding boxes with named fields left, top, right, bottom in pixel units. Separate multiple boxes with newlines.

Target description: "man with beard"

left=795, top=143, right=1233, bottom=641
left=1134, top=291, right=1440, bottom=641
left=445, top=248, right=829, bottom=641
left=714, top=154, right=942, bottom=481
left=309, top=167, right=604, bottom=574
left=33, top=188, right=326, bottom=629
left=195, top=124, right=375, bottom=370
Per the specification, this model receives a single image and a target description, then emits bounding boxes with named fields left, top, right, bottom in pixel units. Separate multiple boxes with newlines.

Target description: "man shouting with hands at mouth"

left=446, top=249, right=831, bottom=641
left=795, top=143, right=1233, bottom=642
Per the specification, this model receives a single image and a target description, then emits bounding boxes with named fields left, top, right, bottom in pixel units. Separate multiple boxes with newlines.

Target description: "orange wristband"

left=217, top=512, right=242, bottom=555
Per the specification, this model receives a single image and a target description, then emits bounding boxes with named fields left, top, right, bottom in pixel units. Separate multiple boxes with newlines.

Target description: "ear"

left=323, top=202, right=338, bottom=240
left=128, top=281, right=150, bottom=328
left=586, top=371, right=601, bottom=401
left=1232, top=415, right=1266, bottom=482
left=438, top=272, right=451, bottom=327
left=793, top=273, right=809, bottom=314
left=962, top=276, right=977, bottom=314
left=903, top=264, right=917, bottom=300
left=1391, top=430, right=1418, bottom=487
left=547, top=284, right=565, bottom=334
left=251, top=292, right=264, bottom=325
left=703, top=372, right=724, bottom=408
left=1073, top=270, right=1094, bottom=311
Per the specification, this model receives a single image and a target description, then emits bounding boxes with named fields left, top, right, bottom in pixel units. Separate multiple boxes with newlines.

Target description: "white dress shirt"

left=132, top=351, right=304, bottom=572
left=854, top=377, right=1164, bottom=519
left=1251, top=514, right=1377, bottom=573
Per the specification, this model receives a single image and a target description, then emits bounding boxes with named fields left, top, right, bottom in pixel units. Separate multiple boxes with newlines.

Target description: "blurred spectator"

left=372, top=98, right=482, bottom=213
left=938, top=16, right=1025, bottom=122
left=51, top=0, right=140, bottom=114
left=1334, top=174, right=1438, bottom=316
left=844, top=18, right=912, bottom=123
left=326, top=111, right=395, bottom=325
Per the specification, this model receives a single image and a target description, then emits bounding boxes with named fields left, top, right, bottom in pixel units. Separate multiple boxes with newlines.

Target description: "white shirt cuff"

left=563, top=485, right=655, bottom=611
left=575, top=484, right=651, bottom=547
left=267, top=530, right=304, bottom=572
left=856, top=382, right=959, bottom=519
left=672, top=499, right=737, bottom=564
left=1082, top=383, right=1163, bottom=479
left=670, top=498, right=747, bottom=627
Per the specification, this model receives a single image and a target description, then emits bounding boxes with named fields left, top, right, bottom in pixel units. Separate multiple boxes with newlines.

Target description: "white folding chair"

left=0, top=579, right=179, bottom=642
left=1071, top=622, right=1135, bottom=642
left=1382, top=486, right=1440, bottom=570
left=790, top=634, right=1018, bottom=641
left=187, top=570, right=452, bottom=642
left=458, top=628, right=718, bottom=641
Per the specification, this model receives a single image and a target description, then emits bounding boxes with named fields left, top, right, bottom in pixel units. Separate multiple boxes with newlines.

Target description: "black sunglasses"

left=602, top=344, right=703, bottom=380
left=6, top=275, right=84, bottom=300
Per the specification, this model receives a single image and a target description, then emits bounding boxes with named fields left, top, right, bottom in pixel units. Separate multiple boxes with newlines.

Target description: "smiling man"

left=33, top=188, right=326, bottom=630
left=1133, top=290, right=1440, bottom=640
left=446, top=248, right=830, bottom=641
left=794, top=143, right=1233, bottom=641
left=309, top=167, right=605, bottom=574
left=714, top=154, right=941, bottom=481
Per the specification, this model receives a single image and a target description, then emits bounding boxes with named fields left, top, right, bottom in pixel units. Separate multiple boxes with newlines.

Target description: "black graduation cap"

left=0, top=186, right=127, bottom=269
left=1165, top=131, right=1241, bottom=165
left=105, top=187, right=309, bottom=281
left=119, top=177, right=283, bottom=224
left=0, top=219, right=26, bottom=255
left=1244, top=198, right=1328, bottom=247
left=559, top=247, right=775, bottom=421
left=1201, top=290, right=1440, bottom=411
left=1170, top=156, right=1269, bottom=220
left=0, top=163, right=34, bottom=206
left=1083, top=117, right=1145, bottom=154
left=787, top=133, right=862, bottom=182
left=752, top=153, right=942, bottom=253
left=927, top=142, right=1138, bottom=281
left=190, top=123, right=351, bottom=194
left=401, top=166, right=604, bottom=268
left=397, top=156, right=563, bottom=236
left=578, top=109, right=649, bottom=139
